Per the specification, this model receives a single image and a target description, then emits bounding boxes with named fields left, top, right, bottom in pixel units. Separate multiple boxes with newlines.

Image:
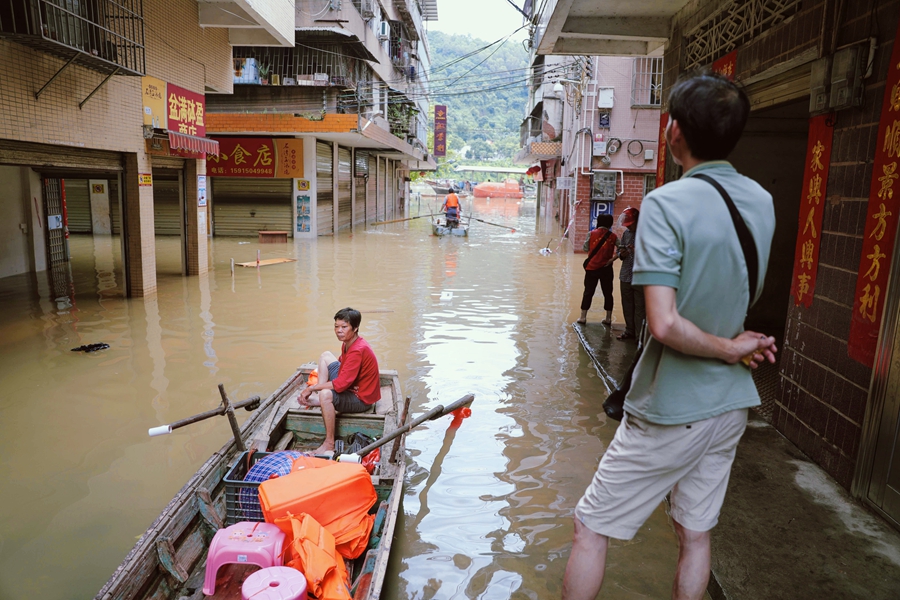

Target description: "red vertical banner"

left=849, top=22, right=900, bottom=366
left=712, top=50, right=738, bottom=80
left=656, top=112, right=668, bottom=187
left=790, top=114, right=835, bottom=307
left=433, top=105, right=447, bottom=157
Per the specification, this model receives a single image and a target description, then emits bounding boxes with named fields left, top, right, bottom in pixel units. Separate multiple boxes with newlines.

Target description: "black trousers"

left=582, top=266, right=614, bottom=311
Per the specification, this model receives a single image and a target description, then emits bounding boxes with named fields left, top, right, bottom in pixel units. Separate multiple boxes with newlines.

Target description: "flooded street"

left=0, top=201, right=677, bottom=600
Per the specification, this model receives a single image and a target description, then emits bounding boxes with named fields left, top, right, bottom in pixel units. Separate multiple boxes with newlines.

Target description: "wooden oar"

left=471, top=217, right=516, bottom=233
left=371, top=213, right=439, bottom=226
left=336, top=394, right=475, bottom=461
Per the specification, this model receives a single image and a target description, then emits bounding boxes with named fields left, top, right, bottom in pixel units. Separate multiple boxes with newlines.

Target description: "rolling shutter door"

left=367, top=155, right=376, bottom=224
left=317, top=141, right=333, bottom=235
left=746, top=63, right=811, bottom=112
left=109, top=179, right=120, bottom=234
left=387, top=162, right=395, bottom=221
left=376, top=158, right=385, bottom=223
left=354, top=151, right=368, bottom=226
left=65, top=179, right=92, bottom=233
left=337, top=147, right=352, bottom=230
left=153, top=170, right=181, bottom=236
left=212, top=178, right=292, bottom=236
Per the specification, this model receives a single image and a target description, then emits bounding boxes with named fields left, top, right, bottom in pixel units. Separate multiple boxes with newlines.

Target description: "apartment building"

left=205, top=0, right=438, bottom=238
left=0, top=0, right=293, bottom=297
left=516, top=52, right=660, bottom=243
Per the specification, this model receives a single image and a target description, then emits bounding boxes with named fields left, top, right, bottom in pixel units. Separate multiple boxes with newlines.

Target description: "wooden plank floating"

left=236, top=258, right=297, bottom=267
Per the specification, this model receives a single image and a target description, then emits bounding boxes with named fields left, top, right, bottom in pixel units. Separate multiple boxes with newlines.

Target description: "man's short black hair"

left=668, top=71, right=750, bottom=160
left=334, top=307, right=361, bottom=330
left=596, top=213, right=614, bottom=229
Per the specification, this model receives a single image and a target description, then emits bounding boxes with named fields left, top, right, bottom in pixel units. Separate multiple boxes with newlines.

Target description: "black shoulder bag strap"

left=583, top=229, right=613, bottom=269
left=691, top=173, right=759, bottom=306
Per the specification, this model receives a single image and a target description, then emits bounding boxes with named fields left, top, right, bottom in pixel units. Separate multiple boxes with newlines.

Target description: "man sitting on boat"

left=441, top=191, right=461, bottom=226
left=299, top=307, right=381, bottom=454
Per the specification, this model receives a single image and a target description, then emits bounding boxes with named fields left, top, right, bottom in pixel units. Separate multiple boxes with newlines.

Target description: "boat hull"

left=432, top=222, right=468, bottom=236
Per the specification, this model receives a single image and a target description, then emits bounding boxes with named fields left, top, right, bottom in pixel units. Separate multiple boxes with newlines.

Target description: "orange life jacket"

left=445, top=193, right=459, bottom=209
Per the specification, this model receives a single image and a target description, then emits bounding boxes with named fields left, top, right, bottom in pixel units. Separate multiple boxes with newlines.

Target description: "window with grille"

left=644, top=174, right=656, bottom=197
left=631, top=57, right=663, bottom=108
left=592, top=172, right=617, bottom=201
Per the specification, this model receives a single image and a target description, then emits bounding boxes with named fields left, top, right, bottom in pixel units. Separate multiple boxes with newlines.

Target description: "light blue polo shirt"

left=624, top=161, right=775, bottom=425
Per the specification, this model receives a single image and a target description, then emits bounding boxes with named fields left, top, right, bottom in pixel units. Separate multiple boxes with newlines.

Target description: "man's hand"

left=646, top=286, right=778, bottom=367
left=299, top=385, right=314, bottom=406
left=728, top=331, right=777, bottom=369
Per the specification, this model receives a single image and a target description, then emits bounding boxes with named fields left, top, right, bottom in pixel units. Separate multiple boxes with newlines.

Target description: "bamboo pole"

left=371, top=213, right=439, bottom=226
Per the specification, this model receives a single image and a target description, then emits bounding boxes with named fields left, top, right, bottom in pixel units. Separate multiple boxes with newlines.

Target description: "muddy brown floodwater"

left=0, top=198, right=678, bottom=600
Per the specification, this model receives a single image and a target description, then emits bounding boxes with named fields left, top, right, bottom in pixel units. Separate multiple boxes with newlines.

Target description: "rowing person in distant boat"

left=441, top=190, right=462, bottom=227
left=299, top=307, right=381, bottom=455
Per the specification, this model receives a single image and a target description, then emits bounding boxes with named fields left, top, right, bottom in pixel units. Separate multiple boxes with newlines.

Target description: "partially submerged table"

left=258, top=231, right=289, bottom=243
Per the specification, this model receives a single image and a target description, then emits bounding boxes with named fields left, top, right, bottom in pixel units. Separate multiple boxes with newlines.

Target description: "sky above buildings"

left=429, top=0, right=529, bottom=43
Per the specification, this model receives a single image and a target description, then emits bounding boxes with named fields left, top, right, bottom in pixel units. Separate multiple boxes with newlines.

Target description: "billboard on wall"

left=141, top=77, right=206, bottom=136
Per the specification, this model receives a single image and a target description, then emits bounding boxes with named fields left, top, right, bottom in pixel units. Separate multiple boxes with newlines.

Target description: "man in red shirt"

left=299, top=307, right=381, bottom=454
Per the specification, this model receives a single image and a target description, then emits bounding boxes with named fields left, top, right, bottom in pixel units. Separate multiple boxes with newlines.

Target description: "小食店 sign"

left=208, top=138, right=304, bottom=178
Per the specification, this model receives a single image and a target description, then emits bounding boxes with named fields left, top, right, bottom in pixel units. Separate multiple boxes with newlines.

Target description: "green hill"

left=425, top=30, right=528, bottom=177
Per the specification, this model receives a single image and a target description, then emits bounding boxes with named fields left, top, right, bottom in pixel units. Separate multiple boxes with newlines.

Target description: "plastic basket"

left=224, top=451, right=269, bottom=525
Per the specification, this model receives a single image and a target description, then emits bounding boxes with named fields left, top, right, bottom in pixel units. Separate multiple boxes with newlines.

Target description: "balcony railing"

left=0, top=0, right=146, bottom=76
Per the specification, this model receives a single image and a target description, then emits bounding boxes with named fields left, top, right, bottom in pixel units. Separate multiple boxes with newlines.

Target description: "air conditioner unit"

left=360, top=0, right=375, bottom=19
left=378, top=21, right=390, bottom=40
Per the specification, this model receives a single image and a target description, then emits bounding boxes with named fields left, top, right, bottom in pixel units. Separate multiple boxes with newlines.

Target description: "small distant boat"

left=473, top=180, right=523, bottom=199
left=432, top=215, right=469, bottom=237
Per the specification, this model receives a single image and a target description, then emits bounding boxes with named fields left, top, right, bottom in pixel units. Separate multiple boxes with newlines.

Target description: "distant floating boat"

left=472, top=180, right=523, bottom=199
left=432, top=215, right=469, bottom=237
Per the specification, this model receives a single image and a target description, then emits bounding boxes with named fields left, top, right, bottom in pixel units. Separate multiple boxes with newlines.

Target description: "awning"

left=167, top=131, right=220, bottom=156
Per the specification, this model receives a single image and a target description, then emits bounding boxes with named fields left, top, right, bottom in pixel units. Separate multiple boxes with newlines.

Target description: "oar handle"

left=354, top=394, right=475, bottom=457
left=148, top=395, right=261, bottom=436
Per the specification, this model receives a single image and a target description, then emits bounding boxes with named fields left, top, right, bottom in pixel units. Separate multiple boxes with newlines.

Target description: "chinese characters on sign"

left=208, top=138, right=304, bottom=178
left=141, top=76, right=167, bottom=128
left=434, top=105, right=447, bottom=157
left=712, top=50, right=738, bottom=81
left=849, top=18, right=900, bottom=366
left=138, top=174, right=152, bottom=186
left=790, top=114, right=834, bottom=308
left=656, top=112, right=668, bottom=188
left=167, top=83, right=205, bottom=137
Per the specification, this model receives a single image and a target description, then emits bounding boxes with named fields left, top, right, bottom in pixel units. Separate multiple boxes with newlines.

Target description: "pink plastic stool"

left=203, top=522, right=286, bottom=596
left=241, top=566, right=307, bottom=600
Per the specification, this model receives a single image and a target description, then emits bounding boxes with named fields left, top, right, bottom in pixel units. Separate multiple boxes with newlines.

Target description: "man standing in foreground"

left=562, top=72, right=778, bottom=600
left=300, top=308, right=381, bottom=455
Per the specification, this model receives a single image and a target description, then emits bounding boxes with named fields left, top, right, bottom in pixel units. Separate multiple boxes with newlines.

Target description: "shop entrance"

left=730, top=99, right=808, bottom=342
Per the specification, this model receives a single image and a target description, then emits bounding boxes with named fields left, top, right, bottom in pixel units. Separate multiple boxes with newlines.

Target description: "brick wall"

left=0, top=0, right=230, bottom=150
left=664, top=0, right=900, bottom=490
left=776, top=0, right=900, bottom=489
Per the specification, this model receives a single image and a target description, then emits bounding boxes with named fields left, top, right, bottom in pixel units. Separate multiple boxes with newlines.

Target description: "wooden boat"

left=96, top=365, right=406, bottom=600
left=432, top=215, right=469, bottom=237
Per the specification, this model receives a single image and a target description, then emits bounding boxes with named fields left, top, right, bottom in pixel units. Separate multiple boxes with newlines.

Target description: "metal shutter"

left=153, top=170, right=182, bottom=236
left=109, top=179, right=120, bottom=234
left=0, top=140, right=122, bottom=171
left=367, top=154, right=376, bottom=224
left=745, top=63, right=811, bottom=112
left=316, top=141, right=333, bottom=235
left=354, top=151, right=368, bottom=226
left=211, top=178, right=292, bottom=237
left=337, top=147, right=352, bottom=231
left=65, top=179, right=92, bottom=233
left=376, top=158, right=385, bottom=223
left=386, top=161, right=395, bottom=221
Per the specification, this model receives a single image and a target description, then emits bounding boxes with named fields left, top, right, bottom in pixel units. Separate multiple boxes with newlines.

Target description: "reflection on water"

left=0, top=212, right=677, bottom=600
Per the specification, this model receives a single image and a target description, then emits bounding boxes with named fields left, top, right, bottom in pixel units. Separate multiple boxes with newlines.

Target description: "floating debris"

left=71, top=343, right=110, bottom=353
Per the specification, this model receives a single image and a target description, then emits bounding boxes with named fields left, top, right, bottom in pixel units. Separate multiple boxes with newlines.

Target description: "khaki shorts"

left=575, top=408, right=748, bottom=540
